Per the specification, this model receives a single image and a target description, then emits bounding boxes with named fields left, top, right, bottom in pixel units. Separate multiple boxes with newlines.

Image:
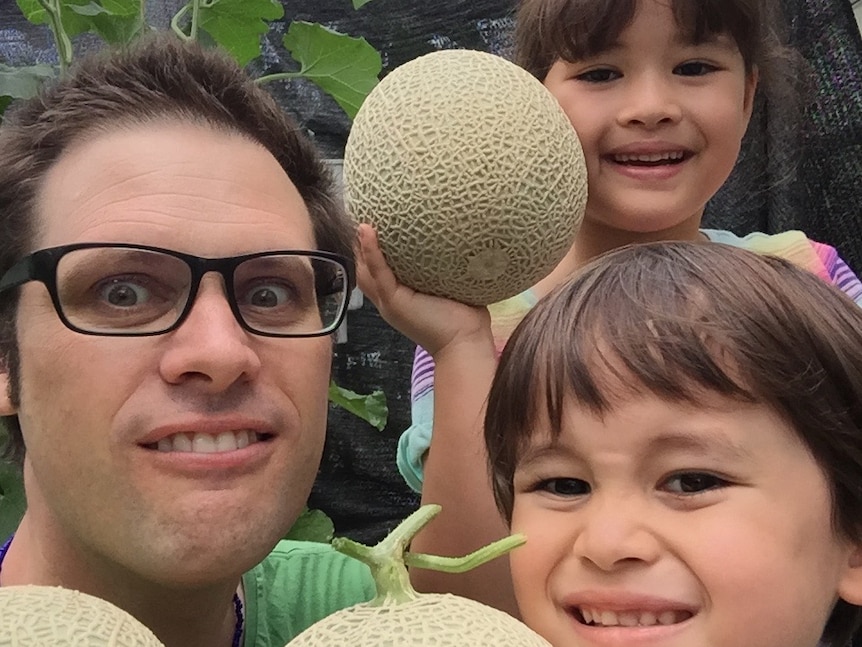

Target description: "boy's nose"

left=571, top=495, right=662, bottom=571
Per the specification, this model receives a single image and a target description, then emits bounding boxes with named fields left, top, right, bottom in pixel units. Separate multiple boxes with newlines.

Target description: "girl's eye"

left=674, top=61, right=718, bottom=76
left=661, top=472, right=728, bottom=494
left=536, top=478, right=590, bottom=497
left=576, top=68, right=621, bottom=83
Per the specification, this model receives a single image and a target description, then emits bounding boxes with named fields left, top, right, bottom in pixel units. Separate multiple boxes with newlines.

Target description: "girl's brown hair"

left=514, top=0, right=794, bottom=91
left=485, top=241, right=862, bottom=645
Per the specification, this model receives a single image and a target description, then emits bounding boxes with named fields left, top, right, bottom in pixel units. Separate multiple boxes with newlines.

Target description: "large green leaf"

left=352, top=0, right=375, bottom=7
left=0, top=63, right=56, bottom=100
left=328, top=381, right=388, bottom=431
left=66, top=0, right=146, bottom=44
left=16, top=0, right=95, bottom=38
left=282, top=21, right=380, bottom=120
left=0, top=462, right=25, bottom=540
left=198, top=0, right=284, bottom=66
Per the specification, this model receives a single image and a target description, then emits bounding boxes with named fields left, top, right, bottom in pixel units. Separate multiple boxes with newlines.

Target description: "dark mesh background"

left=1, top=0, right=861, bottom=550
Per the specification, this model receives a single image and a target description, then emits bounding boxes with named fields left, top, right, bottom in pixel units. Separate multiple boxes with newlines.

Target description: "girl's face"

left=509, top=393, right=862, bottom=647
left=543, top=0, right=757, bottom=240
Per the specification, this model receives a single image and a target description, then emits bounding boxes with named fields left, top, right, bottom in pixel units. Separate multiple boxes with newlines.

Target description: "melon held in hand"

left=286, top=504, right=551, bottom=646
left=344, top=49, right=587, bottom=306
left=0, top=585, right=164, bottom=646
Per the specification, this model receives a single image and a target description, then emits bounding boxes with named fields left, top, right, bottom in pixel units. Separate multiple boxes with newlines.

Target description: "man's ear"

left=837, top=543, right=862, bottom=605
left=0, top=367, right=15, bottom=416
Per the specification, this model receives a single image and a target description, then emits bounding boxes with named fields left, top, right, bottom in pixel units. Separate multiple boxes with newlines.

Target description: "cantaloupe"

left=0, top=585, right=164, bottom=646
left=344, top=49, right=587, bottom=306
left=286, top=505, right=552, bottom=646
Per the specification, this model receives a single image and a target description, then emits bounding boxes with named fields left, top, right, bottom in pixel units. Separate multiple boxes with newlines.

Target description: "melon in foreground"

left=286, top=505, right=551, bottom=646
left=0, top=585, right=164, bottom=646
left=344, top=49, right=587, bottom=306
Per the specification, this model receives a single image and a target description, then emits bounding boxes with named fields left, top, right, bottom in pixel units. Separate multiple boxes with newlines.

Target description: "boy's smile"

left=509, top=393, right=858, bottom=647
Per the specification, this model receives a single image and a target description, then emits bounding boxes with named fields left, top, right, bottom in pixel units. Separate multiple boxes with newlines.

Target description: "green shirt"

left=242, top=540, right=375, bottom=645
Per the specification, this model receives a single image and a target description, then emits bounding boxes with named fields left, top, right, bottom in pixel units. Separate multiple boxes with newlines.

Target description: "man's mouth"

left=145, top=431, right=272, bottom=454
left=611, top=151, right=688, bottom=166
left=572, top=606, right=693, bottom=627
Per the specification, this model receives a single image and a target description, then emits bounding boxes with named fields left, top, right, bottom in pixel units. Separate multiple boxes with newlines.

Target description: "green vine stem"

left=255, top=72, right=303, bottom=85
left=332, top=504, right=526, bottom=607
left=170, top=0, right=204, bottom=42
left=35, top=0, right=73, bottom=70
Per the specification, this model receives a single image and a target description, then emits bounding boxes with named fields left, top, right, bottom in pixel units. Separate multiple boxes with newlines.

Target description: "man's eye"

left=99, top=279, right=149, bottom=307
left=674, top=61, right=717, bottom=76
left=662, top=472, right=727, bottom=494
left=537, top=478, right=590, bottom=497
left=576, top=68, right=620, bottom=83
left=247, top=285, right=292, bottom=308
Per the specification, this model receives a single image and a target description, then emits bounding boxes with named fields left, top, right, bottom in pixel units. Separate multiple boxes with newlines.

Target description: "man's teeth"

left=156, top=431, right=258, bottom=453
left=614, top=151, right=685, bottom=163
left=579, top=607, right=689, bottom=627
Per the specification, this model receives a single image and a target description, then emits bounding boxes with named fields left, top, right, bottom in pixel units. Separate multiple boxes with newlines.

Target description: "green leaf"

left=0, top=63, right=56, bottom=100
left=16, top=0, right=95, bottom=38
left=282, top=21, right=381, bottom=120
left=0, top=461, right=25, bottom=540
left=198, top=0, right=284, bottom=66
left=16, top=0, right=143, bottom=43
left=0, top=96, right=13, bottom=122
left=352, top=0, right=375, bottom=7
left=283, top=507, right=334, bottom=543
left=328, top=381, right=388, bottom=431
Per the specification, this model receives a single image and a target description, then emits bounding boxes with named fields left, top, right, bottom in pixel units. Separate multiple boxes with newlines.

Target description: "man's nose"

left=158, top=274, right=262, bottom=392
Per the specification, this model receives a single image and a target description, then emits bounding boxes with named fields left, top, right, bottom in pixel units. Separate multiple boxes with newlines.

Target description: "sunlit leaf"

left=67, top=1, right=145, bottom=44
left=0, top=63, right=56, bottom=100
left=282, top=22, right=380, bottom=120
left=328, top=381, right=388, bottom=431
left=284, top=507, right=334, bottom=543
left=352, top=0, right=375, bottom=7
left=198, top=0, right=284, bottom=66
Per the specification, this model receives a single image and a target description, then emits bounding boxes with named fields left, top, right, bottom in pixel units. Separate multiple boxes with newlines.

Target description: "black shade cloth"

left=1, top=1, right=861, bottom=549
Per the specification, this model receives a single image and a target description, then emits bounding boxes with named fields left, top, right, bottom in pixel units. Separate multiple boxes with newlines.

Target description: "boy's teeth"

left=579, top=607, right=688, bottom=627
left=156, top=430, right=256, bottom=453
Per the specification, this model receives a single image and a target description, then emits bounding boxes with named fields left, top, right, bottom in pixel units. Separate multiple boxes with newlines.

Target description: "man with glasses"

left=0, top=34, right=374, bottom=646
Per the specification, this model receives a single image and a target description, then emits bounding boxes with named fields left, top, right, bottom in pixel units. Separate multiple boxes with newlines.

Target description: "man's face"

left=1, top=122, right=332, bottom=586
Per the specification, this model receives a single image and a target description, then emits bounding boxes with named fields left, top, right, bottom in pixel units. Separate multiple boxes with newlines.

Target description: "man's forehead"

left=32, top=121, right=315, bottom=254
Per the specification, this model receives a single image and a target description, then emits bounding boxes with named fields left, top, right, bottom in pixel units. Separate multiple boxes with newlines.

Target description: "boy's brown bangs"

left=523, top=252, right=760, bottom=441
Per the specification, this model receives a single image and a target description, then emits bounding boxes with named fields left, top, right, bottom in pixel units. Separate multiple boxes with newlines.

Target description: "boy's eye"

left=537, top=478, right=590, bottom=497
left=661, top=472, right=727, bottom=494
left=576, top=68, right=621, bottom=83
left=674, top=61, right=718, bottom=76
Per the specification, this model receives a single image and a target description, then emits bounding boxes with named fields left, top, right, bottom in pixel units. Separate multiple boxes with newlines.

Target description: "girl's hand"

left=356, top=224, right=493, bottom=358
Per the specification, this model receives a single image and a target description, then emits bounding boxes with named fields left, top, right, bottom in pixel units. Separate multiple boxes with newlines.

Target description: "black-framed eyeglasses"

left=0, top=243, right=355, bottom=338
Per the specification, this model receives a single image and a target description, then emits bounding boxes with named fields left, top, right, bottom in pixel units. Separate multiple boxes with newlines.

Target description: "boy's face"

left=509, top=392, right=862, bottom=647
left=541, top=0, right=757, bottom=240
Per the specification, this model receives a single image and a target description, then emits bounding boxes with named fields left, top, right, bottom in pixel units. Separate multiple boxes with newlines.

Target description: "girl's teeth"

left=580, top=607, right=687, bottom=627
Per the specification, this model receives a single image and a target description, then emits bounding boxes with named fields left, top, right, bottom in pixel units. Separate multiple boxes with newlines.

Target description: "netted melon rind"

left=0, top=585, right=165, bottom=646
left=344, top=48, right=587, bottom=306
left=286, top=593, right=553, bottom=646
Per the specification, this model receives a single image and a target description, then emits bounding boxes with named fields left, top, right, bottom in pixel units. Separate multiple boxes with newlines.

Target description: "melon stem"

left=331, top=504, right=526, bottom=607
